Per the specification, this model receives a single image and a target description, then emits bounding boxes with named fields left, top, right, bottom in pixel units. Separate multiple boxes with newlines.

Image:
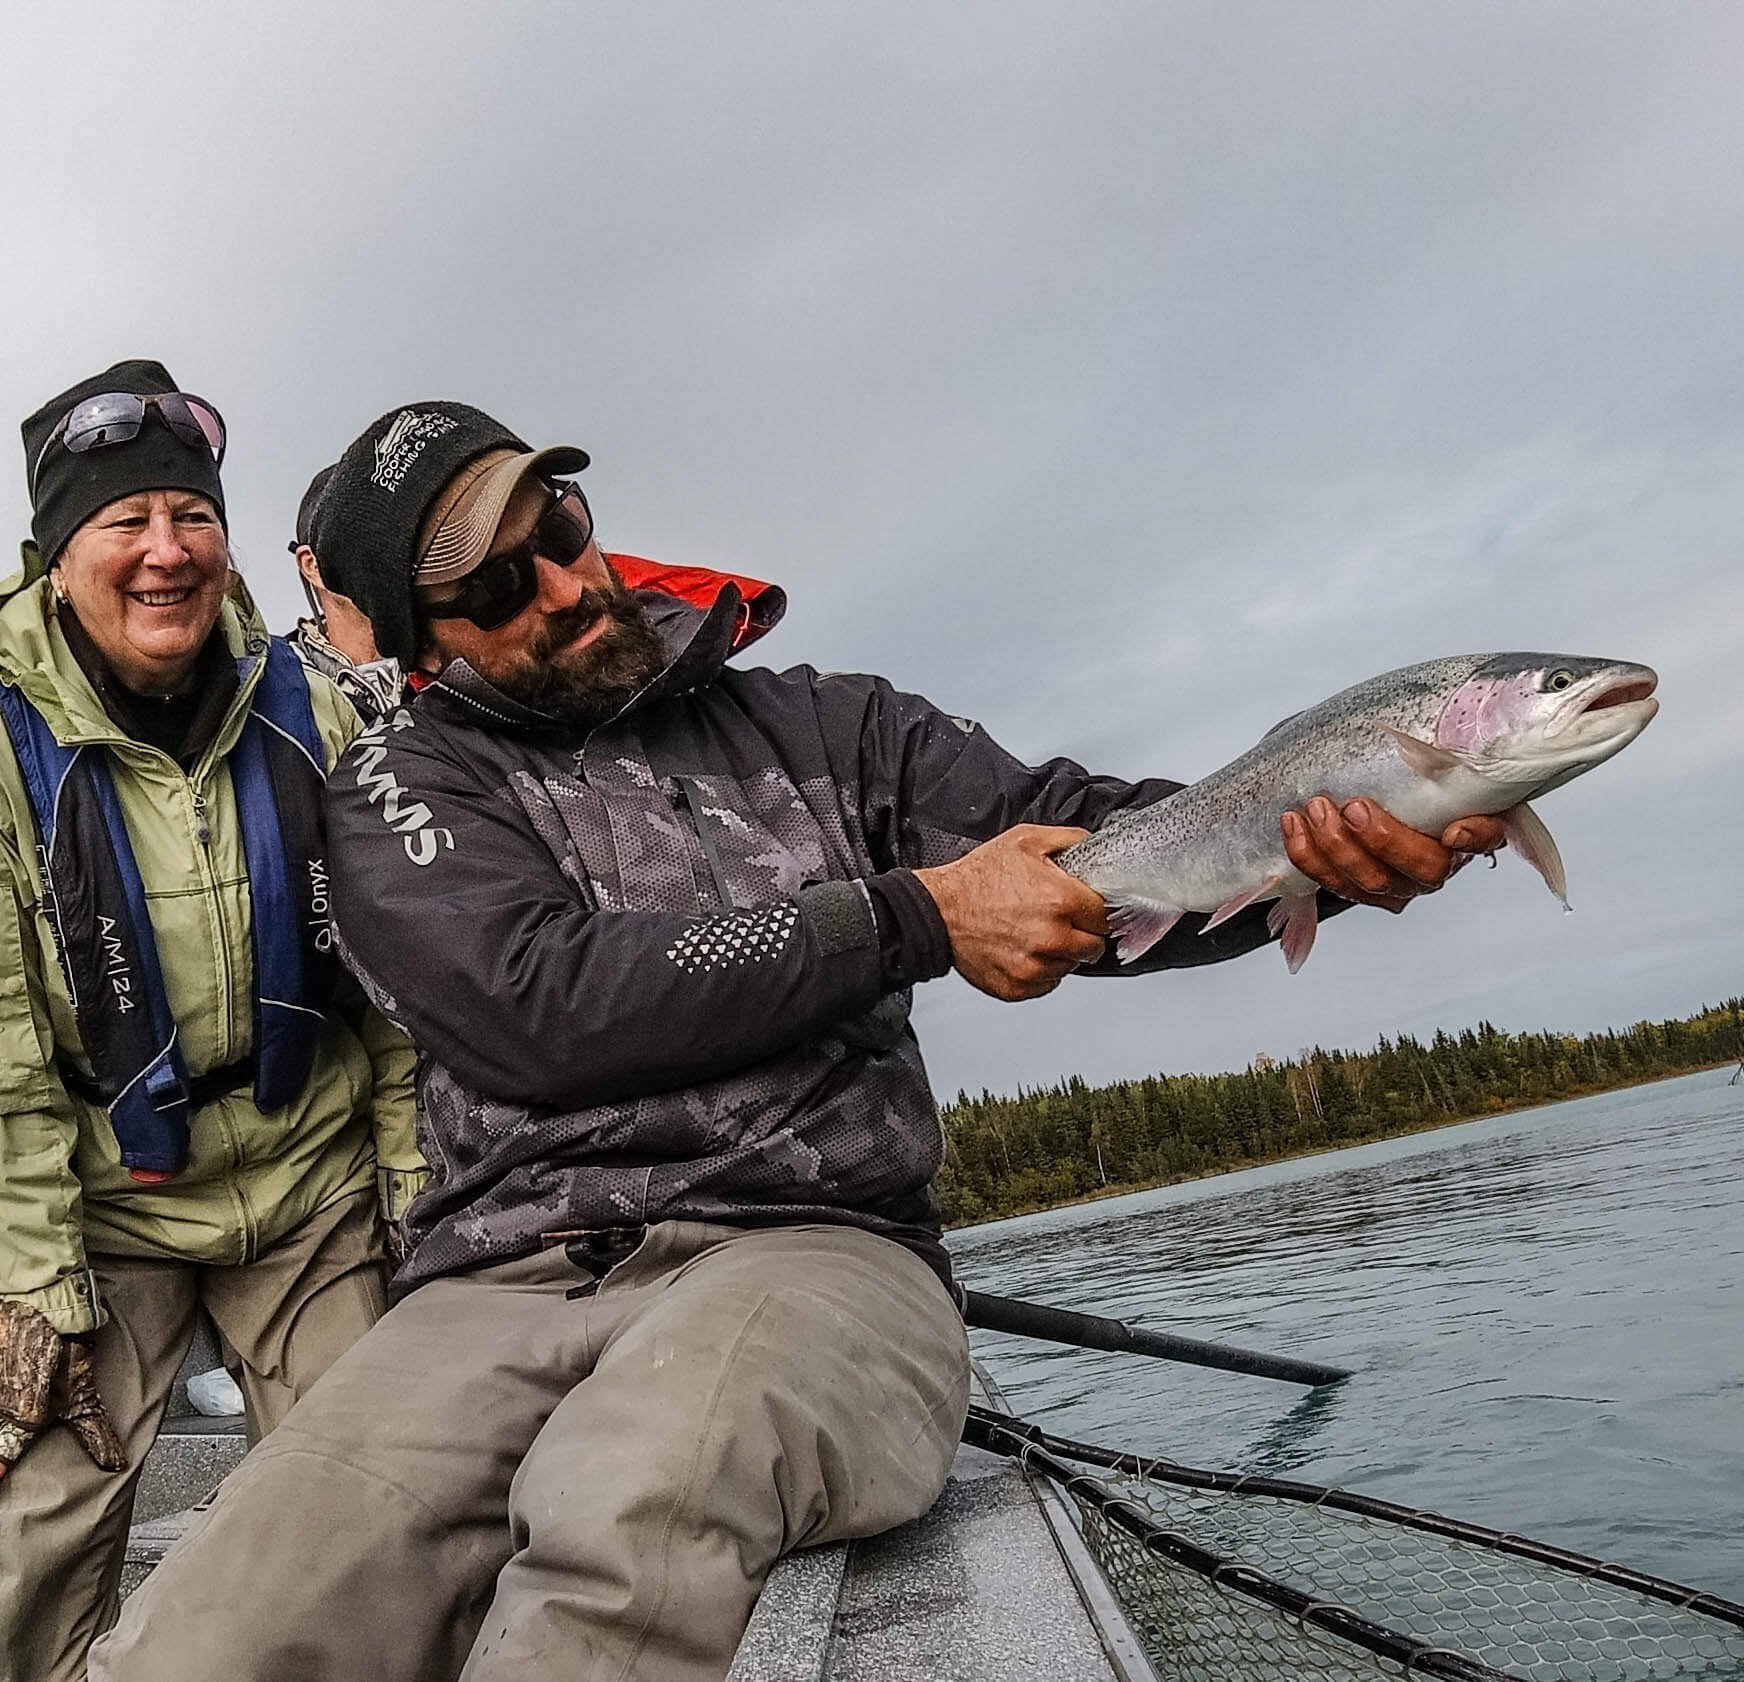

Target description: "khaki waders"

left=1, top=1192, right=388, bottom=1682
left=92, top=1220, right=970, bottom=1682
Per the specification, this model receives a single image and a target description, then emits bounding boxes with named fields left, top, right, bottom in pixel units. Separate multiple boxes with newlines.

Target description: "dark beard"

left=489, top=586, right=669, bottom=731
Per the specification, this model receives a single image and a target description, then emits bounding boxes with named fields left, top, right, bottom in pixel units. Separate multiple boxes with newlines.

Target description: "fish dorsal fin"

left=1502, top=801, right=1569, bottom=909
left=1260, top=709, right=1303, bottom=740
left=1379, top=723, right=1463, bottom=779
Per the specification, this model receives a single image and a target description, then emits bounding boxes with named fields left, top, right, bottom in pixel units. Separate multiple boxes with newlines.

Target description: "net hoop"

left=964, top=1403, right=1744, bottom=1680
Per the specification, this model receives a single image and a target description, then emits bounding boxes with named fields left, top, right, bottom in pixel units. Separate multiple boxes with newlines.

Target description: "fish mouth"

left=1546, top=665, right=1659, bottom=739
left=1581, top=677, right=1657, bottom=712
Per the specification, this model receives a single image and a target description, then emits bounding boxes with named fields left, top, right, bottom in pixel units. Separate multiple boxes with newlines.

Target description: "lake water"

left=947, top=1067, right=1744, bottom=1598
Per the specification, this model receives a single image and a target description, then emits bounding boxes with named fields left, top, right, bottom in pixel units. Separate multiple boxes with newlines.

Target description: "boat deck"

left=730, top=1414, right=1155, bottom=1681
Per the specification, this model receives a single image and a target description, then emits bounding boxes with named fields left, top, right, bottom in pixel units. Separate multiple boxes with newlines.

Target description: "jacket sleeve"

left=305, top=667, right=429, bottom=1192
left=323, top=721, right=891, bottom=1111
left=359, top=1008, right=424, bottom=1173
left=832, top=673, right=1289, bottom=975
left=327, top=969, right=426, bottom=1180
left=0, top=831, right=100, bottom=1336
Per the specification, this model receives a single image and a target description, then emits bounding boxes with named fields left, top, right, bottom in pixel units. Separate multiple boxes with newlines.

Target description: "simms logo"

left=351, top=740, right=455, bottom=866
left=370, top=410, right=460, bottom=492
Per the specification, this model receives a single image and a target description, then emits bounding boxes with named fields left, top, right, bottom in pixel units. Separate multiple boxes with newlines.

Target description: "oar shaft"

left=961, top=1290, right=1350, bottom=1388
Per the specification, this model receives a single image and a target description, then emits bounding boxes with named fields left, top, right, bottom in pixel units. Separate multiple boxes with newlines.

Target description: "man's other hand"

left=916, top=825, right=1109, bottom=1001
left=1281, top=798, right=1508, bottom=913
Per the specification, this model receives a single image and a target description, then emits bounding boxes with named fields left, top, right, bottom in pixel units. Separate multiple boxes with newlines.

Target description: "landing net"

left=964, top=1405, right=1744, bottom=1681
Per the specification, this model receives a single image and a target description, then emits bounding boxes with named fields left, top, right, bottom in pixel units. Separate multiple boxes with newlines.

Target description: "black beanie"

left=22, top=359, right=227, bottom=565
left=311, top=402, right=527, bottom=668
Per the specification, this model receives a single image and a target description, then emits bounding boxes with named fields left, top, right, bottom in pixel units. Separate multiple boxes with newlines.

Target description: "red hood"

left=405, top=554, right=785, bottom=694
left=612, top=553, right=785, bottom=654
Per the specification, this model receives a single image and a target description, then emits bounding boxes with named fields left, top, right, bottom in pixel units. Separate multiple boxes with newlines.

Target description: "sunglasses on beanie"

left=29, top=391, right=227, bottom=497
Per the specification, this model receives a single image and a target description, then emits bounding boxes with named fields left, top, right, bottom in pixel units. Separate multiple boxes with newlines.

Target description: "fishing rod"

left=959, top=1290, right=1351, bottom=1388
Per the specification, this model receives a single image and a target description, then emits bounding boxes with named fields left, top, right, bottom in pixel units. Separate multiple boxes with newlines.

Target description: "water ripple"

left=950, top=1070, right=1744, bottom=1597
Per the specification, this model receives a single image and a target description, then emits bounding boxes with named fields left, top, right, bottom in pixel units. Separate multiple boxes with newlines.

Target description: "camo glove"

left=0, top=1300, right=126, bottom=1476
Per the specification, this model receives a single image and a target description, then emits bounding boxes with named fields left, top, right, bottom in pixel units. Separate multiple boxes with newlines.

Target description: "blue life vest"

left=0, top=638, right=335, bottom=1178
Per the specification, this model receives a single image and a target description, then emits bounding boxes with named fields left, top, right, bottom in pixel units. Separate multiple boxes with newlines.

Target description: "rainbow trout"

left=1058, top=653, right=1658, bottom=972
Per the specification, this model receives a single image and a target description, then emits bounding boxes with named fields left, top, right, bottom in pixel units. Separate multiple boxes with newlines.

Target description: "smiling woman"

left=0, top=358, right=426, bottom=1680
left=53, top=489, right=234, bottom=694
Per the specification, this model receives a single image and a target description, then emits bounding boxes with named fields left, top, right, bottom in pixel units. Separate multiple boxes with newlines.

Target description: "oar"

left=960, top=1289, right=1351, bottom=1389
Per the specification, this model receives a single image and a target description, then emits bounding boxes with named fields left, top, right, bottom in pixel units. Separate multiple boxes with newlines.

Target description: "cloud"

left=4, top=1, right=1738, bottom=1098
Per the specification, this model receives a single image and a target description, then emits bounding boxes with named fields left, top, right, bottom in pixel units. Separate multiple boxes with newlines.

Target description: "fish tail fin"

left=1267, top=892, right=1321, bottom=973
left=1105, top=895, right=1187, bottom=964
left=1501, top=802, right=1569, bottom=909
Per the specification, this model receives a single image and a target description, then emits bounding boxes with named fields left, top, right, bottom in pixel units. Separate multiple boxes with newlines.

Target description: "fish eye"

left=1544, top=668, right=1576, bottom=692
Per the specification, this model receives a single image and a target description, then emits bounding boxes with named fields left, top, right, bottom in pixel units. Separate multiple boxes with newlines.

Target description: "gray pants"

left=91, top=1220, right=970, bottom=1682
left=0, top=1191, right=388, bottom=1682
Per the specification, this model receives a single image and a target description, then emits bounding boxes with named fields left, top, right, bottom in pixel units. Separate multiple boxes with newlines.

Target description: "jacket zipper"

left=186, top=776, right=238, bottom=1065
left=676, top=775, right=736, bottom=911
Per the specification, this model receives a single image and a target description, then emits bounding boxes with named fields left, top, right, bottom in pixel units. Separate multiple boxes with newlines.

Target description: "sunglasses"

left=422, top=485, right=596, bottom=632
left=31, top=391, right=227, bottom=497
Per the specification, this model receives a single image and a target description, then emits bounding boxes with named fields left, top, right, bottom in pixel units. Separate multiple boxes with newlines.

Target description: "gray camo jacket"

left=323, top=581, right=1280, bottom=1293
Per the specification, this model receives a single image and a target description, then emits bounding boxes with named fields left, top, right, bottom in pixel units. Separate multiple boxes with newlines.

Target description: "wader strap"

left=58, top=1056, right=256, bottom=1113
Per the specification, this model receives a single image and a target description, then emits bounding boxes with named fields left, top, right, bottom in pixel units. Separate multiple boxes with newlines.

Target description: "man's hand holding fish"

left=917, top=804, right=1504, bottom=1002
left=1279, top=799, right=1506, bottom=915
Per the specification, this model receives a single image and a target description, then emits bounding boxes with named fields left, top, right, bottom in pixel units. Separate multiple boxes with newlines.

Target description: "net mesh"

left=1080, top=1471, right=1744, bottom=1681
left=965, top=1409, right=1744, bottom=1682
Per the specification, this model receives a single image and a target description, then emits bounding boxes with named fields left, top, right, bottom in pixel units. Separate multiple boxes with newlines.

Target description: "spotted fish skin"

left=1058, top=652, right=1659, bottom=973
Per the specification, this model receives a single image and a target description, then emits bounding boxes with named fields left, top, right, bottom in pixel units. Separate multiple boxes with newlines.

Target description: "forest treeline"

left=936, top=1000, right=1744, bottom=1226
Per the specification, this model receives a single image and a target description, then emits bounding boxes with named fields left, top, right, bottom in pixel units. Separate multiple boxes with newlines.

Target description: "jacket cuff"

left=3, top=1271, right=103, bottom=1338
left=865, top=870, right=954, bottom=987
left=376, top=1166, right=431, bottom=1224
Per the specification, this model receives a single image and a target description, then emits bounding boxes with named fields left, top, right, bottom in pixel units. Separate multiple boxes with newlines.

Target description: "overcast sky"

left=4, top=2, right=1739, bottom=1099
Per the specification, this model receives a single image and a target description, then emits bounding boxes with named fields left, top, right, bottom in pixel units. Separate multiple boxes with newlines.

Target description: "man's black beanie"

left=22, top=359, right=227, bottom=565
left=311, top=401, right=526, bottom=668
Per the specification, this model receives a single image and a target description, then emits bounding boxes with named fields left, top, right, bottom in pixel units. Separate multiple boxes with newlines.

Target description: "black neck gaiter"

left=57, top=604, right=238, bottom=769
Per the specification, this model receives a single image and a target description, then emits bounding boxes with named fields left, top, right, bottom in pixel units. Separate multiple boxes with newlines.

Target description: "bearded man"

left=94, top=401, right=1500, bottom=1682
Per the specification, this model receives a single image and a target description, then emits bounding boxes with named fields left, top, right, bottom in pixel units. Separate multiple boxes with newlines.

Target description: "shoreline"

left=943, top=1058, right=1736, bottom=1234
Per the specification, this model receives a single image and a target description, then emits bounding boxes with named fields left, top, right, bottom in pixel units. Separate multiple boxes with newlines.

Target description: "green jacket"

left=0, top=567, right=426, bottom=1336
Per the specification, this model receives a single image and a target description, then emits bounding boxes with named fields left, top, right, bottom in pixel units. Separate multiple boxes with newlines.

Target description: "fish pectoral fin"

left=1105, top=894, right=1187, bottom=965
left=1379, top=723, right=1464, bottom=779
left=1201, top=873, right=1285, bottom=932
left=1501, top=802, right=1570, bottom=909
left=1266, top=892, right=1320, bottom=974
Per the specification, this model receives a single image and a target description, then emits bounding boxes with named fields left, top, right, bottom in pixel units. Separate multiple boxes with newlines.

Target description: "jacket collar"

left=0, top=575, right=272, bottom=761
left=425, top=583, right=747, bottom=737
